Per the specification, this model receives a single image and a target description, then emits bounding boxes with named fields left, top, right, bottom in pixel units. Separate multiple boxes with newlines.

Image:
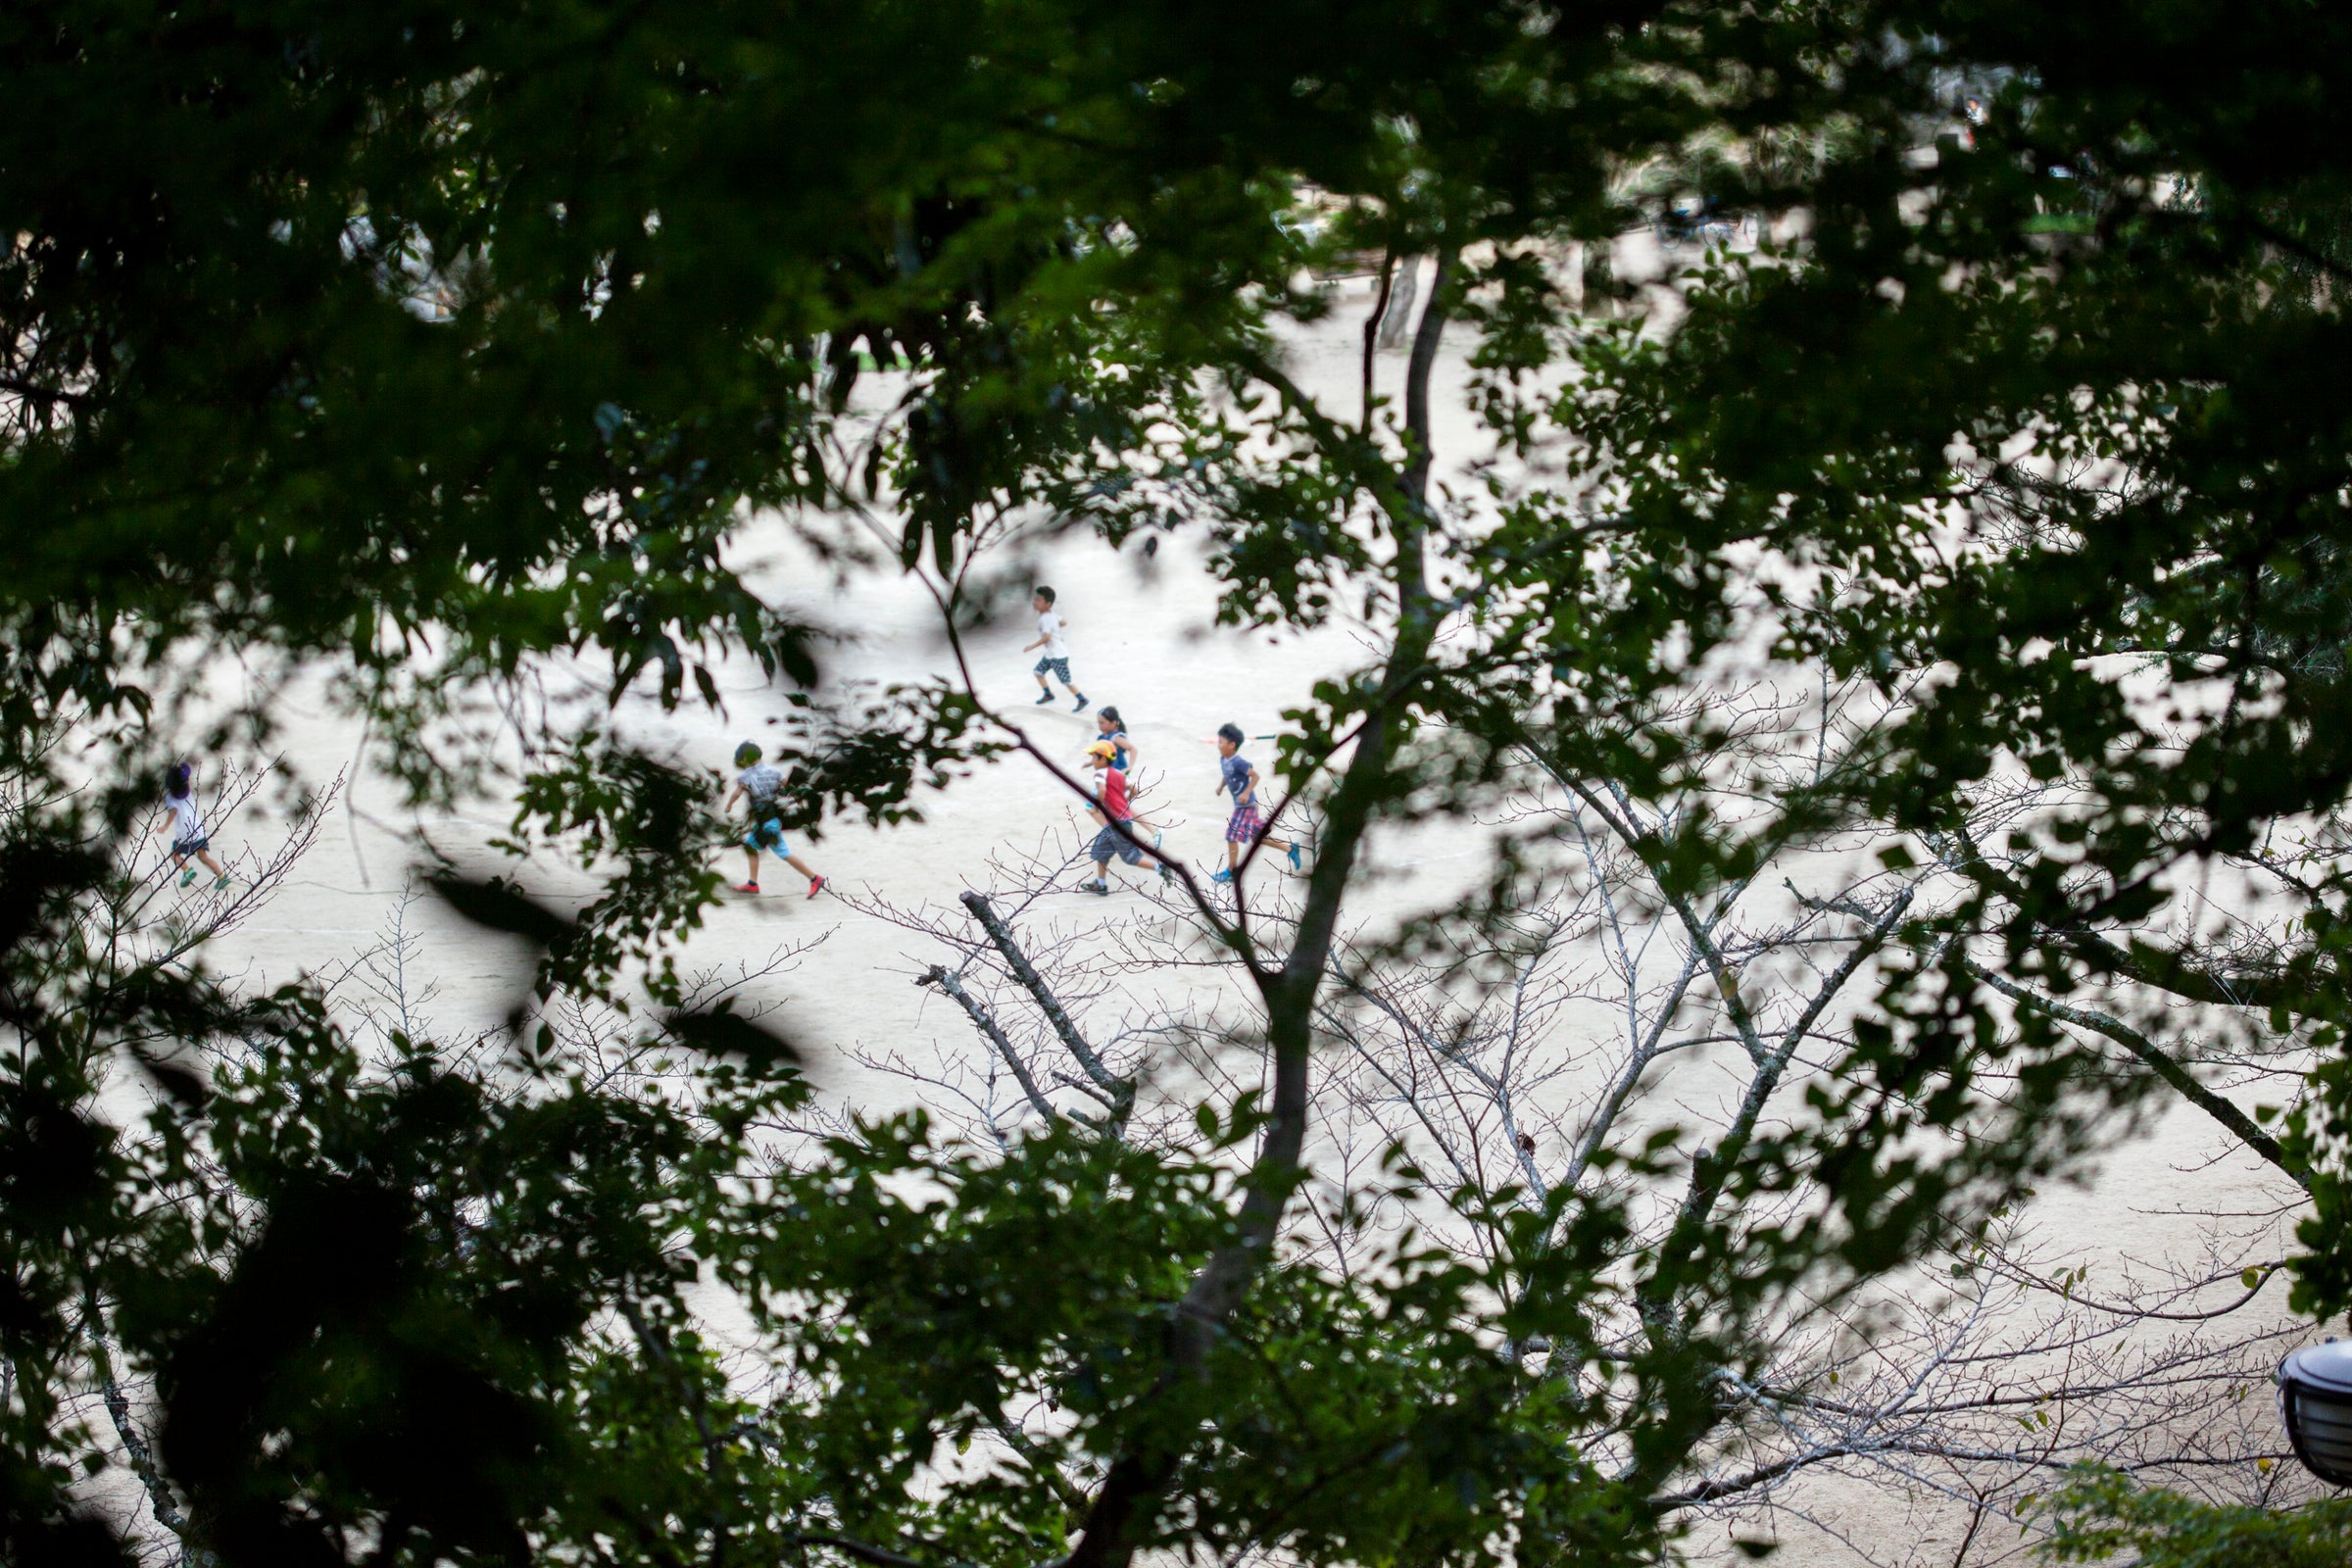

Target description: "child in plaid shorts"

left=1022, top=585, right=1089, bottom=712
left=1211, top=723, right=1302, bottom=884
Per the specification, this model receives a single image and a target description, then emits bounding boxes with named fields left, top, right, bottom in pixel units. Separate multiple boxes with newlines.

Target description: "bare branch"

left=916, top=963, right=1065, bottom=1127
left=1965, top=958, right=2305, bottom=1187
left=959, top=892, right=1132, bottom=1127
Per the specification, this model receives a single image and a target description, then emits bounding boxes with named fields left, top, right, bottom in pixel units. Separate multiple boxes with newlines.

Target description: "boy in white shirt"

left=1022, top=585, right=1090, bottom=713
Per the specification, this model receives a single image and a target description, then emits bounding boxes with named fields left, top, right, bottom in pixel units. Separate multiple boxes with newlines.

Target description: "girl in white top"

left=158, top=761, right=229, bottom=889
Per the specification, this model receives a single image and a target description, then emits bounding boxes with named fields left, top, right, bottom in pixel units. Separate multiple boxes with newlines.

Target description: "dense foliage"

left=9, top=0, right=2352, bottom=1564
left=2040, top=1469, right=2352, bottom=1568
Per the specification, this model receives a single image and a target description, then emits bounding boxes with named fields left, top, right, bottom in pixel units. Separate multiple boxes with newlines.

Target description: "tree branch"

left=1963, top=958, right=2305, bottom=1187
left=917, top=963, right=1064, bottom=1126
left=959, top=893, right=1132, bottom=1128
left=785, top=1533, right=936, bottom=1568
left=1645, top=887, right=1915, bottom=1321
left=1060, top=247, right=1458, bottom=1568
left=82, top=1298, right=195, bottom=1546
left=1360, top=247, right=1396, bottom=429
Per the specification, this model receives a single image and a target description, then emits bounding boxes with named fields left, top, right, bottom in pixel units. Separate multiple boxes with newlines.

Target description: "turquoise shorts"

left=745, top=819, right=790, bottom=856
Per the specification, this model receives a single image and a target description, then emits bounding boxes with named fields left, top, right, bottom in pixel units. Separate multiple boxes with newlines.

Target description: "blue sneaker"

left=1287, top=843, right=1304, bottom=871
left=1211, top=868, right=1234, bottom=885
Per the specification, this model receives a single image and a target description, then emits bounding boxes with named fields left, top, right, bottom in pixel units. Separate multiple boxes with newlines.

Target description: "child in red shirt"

left=1081, top=741, right=1172, bottom=896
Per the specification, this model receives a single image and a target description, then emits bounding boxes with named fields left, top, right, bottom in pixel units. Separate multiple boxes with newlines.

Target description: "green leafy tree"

left=2038, top=1469, right=2352, bottom=1568
left=13, top=0, right=2352, bottom=1566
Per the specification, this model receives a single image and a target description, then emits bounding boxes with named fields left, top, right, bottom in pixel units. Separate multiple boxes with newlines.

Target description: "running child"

left=1090, top=706, right=1163, bottom=847
left=1023, top=586, right=1090, bottom=712
left=159, top=761, right=229, bottom=888
left=1211, top=723, right=1302, bottom=883
left=724, top=742, right=827, bottom=898
left=1080, top=739, right=1172, bottom=896
left=159, top=761, right=229, bottom=890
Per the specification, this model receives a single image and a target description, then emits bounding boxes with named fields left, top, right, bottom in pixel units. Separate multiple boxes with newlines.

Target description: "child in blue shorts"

left=1080, top=740, right=1173, bottom=895
left=724, top=743, right=827, bottom=898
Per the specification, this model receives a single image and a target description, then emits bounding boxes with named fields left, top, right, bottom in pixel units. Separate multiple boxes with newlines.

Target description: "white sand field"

left=156, top=270, right=2303, bottom=1566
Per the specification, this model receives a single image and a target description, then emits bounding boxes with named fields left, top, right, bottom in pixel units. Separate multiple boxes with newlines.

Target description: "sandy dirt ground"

left=158, top=266, right=2301, bottom=1567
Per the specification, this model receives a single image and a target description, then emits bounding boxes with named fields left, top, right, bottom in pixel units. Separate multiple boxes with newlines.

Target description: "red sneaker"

left=807, top=875, right=827, bottom=899
left=732, top=881, right=760, bottom=895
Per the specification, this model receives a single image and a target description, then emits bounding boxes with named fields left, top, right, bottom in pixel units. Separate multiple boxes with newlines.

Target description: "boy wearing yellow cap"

left=1081, top=739, right=1172, bottom=895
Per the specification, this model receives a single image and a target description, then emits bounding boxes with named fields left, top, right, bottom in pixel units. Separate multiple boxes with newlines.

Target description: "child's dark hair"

left=734, top=742, right=762, bottom=767
left=1216, top=723, right=1245, bottom=747
left=1098, top=705, right=1122, bottom=727
left=1034, top=584, right=1056, bottom=606
left=165, top=761, right=193, bottom=800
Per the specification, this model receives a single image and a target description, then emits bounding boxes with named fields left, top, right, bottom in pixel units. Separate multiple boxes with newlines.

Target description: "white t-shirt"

left=1038, top=609, right=1068, bottom=659
left=169, top=794, right=204, bottom=843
